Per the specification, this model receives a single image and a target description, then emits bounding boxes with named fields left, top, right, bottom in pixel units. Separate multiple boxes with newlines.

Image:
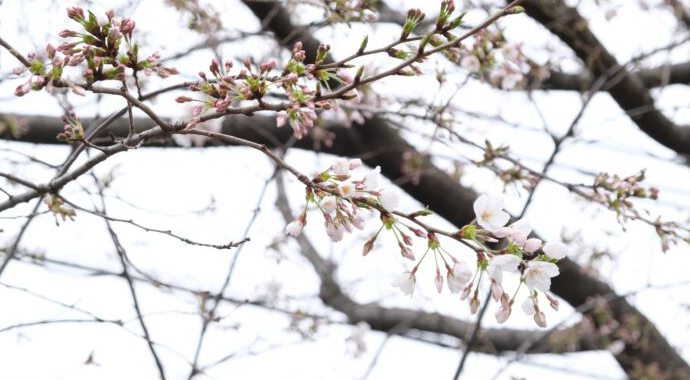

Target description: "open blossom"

left=285, top=218, right=305, bottom=237
left=461, top=55, right=480, bottom=73
left=524, top=261, right=559, bottom=292
left=487, top=254, right=521, bottom=283
left=392, top=272, right=416, bottom=296
left=494, top=219, right=531, bottom=246
left=502, top=43, right=521, bottom=62
left=321, top=197, right=337, bottom=214
left=332, top=158, right=350, bottom=176
left=473, top=194, right=509, bottom=232
left=339, top=181, right=356, bottom=198
left=447, top=261, right=473, bottom=293
left=349, top=158, right=362, bottom=169
left=543, top=241, right=567, bottom=260
left=363, top=166, right=381, bottom=190
left=378, top=188, right=399, bottom=210
left=501, top=73, right=522, bottom=90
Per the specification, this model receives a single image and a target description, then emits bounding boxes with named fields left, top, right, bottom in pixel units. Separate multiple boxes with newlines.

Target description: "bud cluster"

left=45, top=194, right=76, bottom=225
left=13, top=7, right=178, bottom=99
left=56, top=111, right=85, bottom=142
left=184, top=42, right=357, bottom=135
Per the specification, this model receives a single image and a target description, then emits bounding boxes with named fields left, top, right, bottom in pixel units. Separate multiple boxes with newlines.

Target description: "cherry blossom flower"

left=501, top=73, right=522, bottom=89
left=473, top=194, right=510, bottom=232
left=523, top=238, right=542, bottom=253
left=543, top=241, right=567, bottom=260
left=339, top=181, right=356, bottom=198
left=502, top=43, right=521, bottom=62
left=447, top=261, right=473, bottom=293
left=524, top=261, right=559, bottom=292
left=285, top=218, right=305, bottom=237
left=326, top=223, right=344, bottom=242
left=364, top=166, right=381, bottom=190
left=332, top=157, right=350, bottom=176
left=392, top=272, right=416, bottom=296
left=379, top=188, right=399, bottom=210
left=321, top=197, right=337, bottom=214
left=461, top=55, right=480, bottom=73
left=487, top=254, right=521, bottom=284
left=493, top=219, right=531, bottom=245
left=348, top=158, right=362, bottom=169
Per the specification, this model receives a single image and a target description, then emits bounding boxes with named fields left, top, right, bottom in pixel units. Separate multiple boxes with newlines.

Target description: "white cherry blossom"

left=524, top=261, right=559, bottom=292
left=447, top=261, right=473, bottom=293
left=321, top=197, right=337, bottom=214
left=379, top=188, right=399, bottom=210
left=543, top=241, right=567, bottom=260
left=392, top=272, right=415, bottom=296
left=339, top=181, right=356, bottom=198
left=348, top=158, right=362, bottom=169
left=523, top=238, right=542, bottom=253
left=331, top=157, right=350, bottom=176
left=326, top=223, right=345, bottom=242
left=487, top=254, right=521, bottom=284
left=364, top=166, right=381, bottom=190
left=461, top=55, right=480, bottom=73
left=285, top=219, right=304, bottom=237
left=521, top=297, right=536, bottom=315
left=473, top=194, right=510, bottom=232
left=494, top=219, right=532, bottom=246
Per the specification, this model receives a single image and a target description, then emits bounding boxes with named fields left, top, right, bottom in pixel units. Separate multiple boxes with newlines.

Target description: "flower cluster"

left=459, top=30, right=526, bottom=90
left=592, top=170, right=658, bottom=217
left=13, top=7, right=177, bottom=99
left=283, top=157, right=566, bottom=327
left=285, top=157, right=402, bottom=243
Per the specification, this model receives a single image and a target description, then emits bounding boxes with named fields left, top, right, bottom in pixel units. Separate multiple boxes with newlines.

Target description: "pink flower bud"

left=399, top=243, right=415, bottom=261
left=534, top=310, right=547, bottom=327
left=460, top=284, right=472, bottom=300
left=209, top=59, right=220, bottom=75
left=106, top=9, right=115, bottom=20
left=491, top=280, right=503, bottom=301
left=362, top=239, right=374, bottom=256
left=545, top=293, right=559, bottom=311
left=45, top=44, right=56, bottom=58
left=435, top=271, right=443, bottom=293
left=67, top=6, right=84, bottom=21
left=59, top=29, right=78, bottom=38
left=470, top=296, right=480, bottom=314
